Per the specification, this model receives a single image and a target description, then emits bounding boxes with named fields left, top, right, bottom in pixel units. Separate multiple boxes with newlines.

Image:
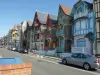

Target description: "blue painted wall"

left=71, top=1, right=95, bottom=39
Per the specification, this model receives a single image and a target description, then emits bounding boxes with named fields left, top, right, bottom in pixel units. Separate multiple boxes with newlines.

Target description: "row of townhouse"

left=0, top=36, right=8, bottom=46
left=3, top=0, right=100, bottom=57
left=94, top=0, right=100, bottom=56
left=71, top=0, right=95, bottom=55
left=7, top=25, right=21, bottom=50
left=20, top=12, right=58, bottom=52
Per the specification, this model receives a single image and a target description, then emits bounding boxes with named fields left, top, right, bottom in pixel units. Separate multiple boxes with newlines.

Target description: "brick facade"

left=0, top=63, right=32, bottom=75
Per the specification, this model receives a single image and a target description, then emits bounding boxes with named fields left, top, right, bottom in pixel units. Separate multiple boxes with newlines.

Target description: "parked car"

left=18, top=48, right=28, bottom=53
left=30, top=48, right=36, bottom=53
left=12, top=48, right=17, bottom=51
left=18, top=48, right=24, bottom=53
left=62, top=53, right=100, bottom=70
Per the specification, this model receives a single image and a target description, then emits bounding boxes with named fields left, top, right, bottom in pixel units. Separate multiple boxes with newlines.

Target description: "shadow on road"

left=58, top=62, right=98, bottom=72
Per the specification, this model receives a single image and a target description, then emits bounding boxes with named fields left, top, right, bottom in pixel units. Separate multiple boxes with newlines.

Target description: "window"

left=90, top=18, right=93, bottom=29
left=82, top=54, right=87, bottom=58
left=58, top=24, right=63, bottom=30
left=81, top=19, right=86, bottom=29
left=76, top=21, right=80, bottom=30
left=37, top=34, right=39, bottom=39
left=71, top=53, right=78, bottom=58
left=77, top=39, right=86, bottom=47
left=98, top=2, right=99, bottom=12
left=77, top=53, right=87, bottom=59
left=77, top=9, right=80, bottom=14
left=94, top=0, right=100, bottom=18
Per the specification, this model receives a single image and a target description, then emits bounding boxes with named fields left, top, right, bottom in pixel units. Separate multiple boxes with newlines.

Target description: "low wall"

left=0, top=63, right=32, bottom=75
left=36, top=50, right=56, bottom=56
left=60, top=53, right=71, bottom=58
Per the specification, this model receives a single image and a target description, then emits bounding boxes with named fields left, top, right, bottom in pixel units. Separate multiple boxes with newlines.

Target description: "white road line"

left=24, top=54, right=100, bottom=75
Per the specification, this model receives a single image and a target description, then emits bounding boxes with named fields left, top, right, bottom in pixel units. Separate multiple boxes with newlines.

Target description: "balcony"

left=74, top=12, right=88, bottom=20
left=56, top=30, right=64, bottom=36
left=71, top=47, right=90, bottom=54
left=74, top=28, right=93, bottom=36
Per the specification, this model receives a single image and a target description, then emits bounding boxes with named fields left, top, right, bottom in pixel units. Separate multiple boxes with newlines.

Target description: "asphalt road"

left=0, top=48, right=100, bottom=75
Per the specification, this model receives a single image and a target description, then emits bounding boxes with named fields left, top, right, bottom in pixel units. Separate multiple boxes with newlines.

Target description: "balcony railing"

left=56, top=30, right=64, bottom=36
left=71, top=47, right=90, bottom=54
left=74, top=12, right=88, bottom=20
left=74, top=28, right=93, bottom=36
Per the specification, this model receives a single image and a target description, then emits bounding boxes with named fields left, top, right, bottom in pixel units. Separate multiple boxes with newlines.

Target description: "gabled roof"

left=84, top=1, right=93, bottom=9
left=27, top=20, right=33, bottom=26
left=60, top=5, right=71, bottom=15
left=48, top=14, right=57, bottom=24
left=74, top=0, right=82, bottom=6
left=36, top=11, right=48, bottom=24
left=71, top=1, right=93, bottom=16
left=16, top=25, right=21, bottom=30
left=74, top=0, right=93, bottom=9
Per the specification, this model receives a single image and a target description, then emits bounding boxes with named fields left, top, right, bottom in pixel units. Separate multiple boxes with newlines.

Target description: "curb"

left=30, top=53, right=61, bottom=60
left=44, top=55, right=61, bottom=60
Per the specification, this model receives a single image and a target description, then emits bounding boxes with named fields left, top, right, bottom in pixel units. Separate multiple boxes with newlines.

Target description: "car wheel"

left=62, top=59, right=67, bottom=65
left=83, top=63, right=91, bottom=70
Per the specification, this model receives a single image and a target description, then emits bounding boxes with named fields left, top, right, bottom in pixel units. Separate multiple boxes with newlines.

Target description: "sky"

left=0, top=0, right=92, bottom=37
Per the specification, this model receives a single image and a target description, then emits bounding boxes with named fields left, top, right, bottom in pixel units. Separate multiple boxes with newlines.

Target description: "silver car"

left=62, top=53, right=100, bottom=70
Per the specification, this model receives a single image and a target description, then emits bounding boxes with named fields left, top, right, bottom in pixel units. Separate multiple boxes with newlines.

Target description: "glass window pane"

left=99, top=12, right=100, bottom=17
left=96, top=12, right=98, bottom=18
left=98, top=3, right=99, bottom=12
left=97, top=0, right=100, bottom=2
left=81, top=20, right=86, bottom=29
left=90, top=18, right=93, bottom=29
left=95, top=4, right=98, bottom=12
left=76, top=21, right=80, bottom=30
left=77, top=39, right=86, bottom=47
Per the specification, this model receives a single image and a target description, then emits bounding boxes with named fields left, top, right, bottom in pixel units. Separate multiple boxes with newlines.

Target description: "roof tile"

left=60, top=5, right=71, bottom=15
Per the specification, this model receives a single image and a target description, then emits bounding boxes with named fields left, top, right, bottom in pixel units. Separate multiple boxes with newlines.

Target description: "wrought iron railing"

left=74, top=28, right=93, bottom=36
left=71, top=47, right=89, bottom=54
left=56, top=30, right=64, bottom=35
left=74, top=12, right=88, bottom=20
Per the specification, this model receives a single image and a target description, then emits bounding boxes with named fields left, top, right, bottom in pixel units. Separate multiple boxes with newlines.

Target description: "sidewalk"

left=29, top=52, right=61, bottom=62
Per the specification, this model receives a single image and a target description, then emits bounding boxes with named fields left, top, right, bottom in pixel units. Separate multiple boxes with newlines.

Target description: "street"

left=0, top=48, right=100, bottom=75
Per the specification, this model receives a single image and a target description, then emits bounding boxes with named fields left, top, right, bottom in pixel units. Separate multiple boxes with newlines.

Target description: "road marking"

left=24, top=54, right=100, bottom=75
